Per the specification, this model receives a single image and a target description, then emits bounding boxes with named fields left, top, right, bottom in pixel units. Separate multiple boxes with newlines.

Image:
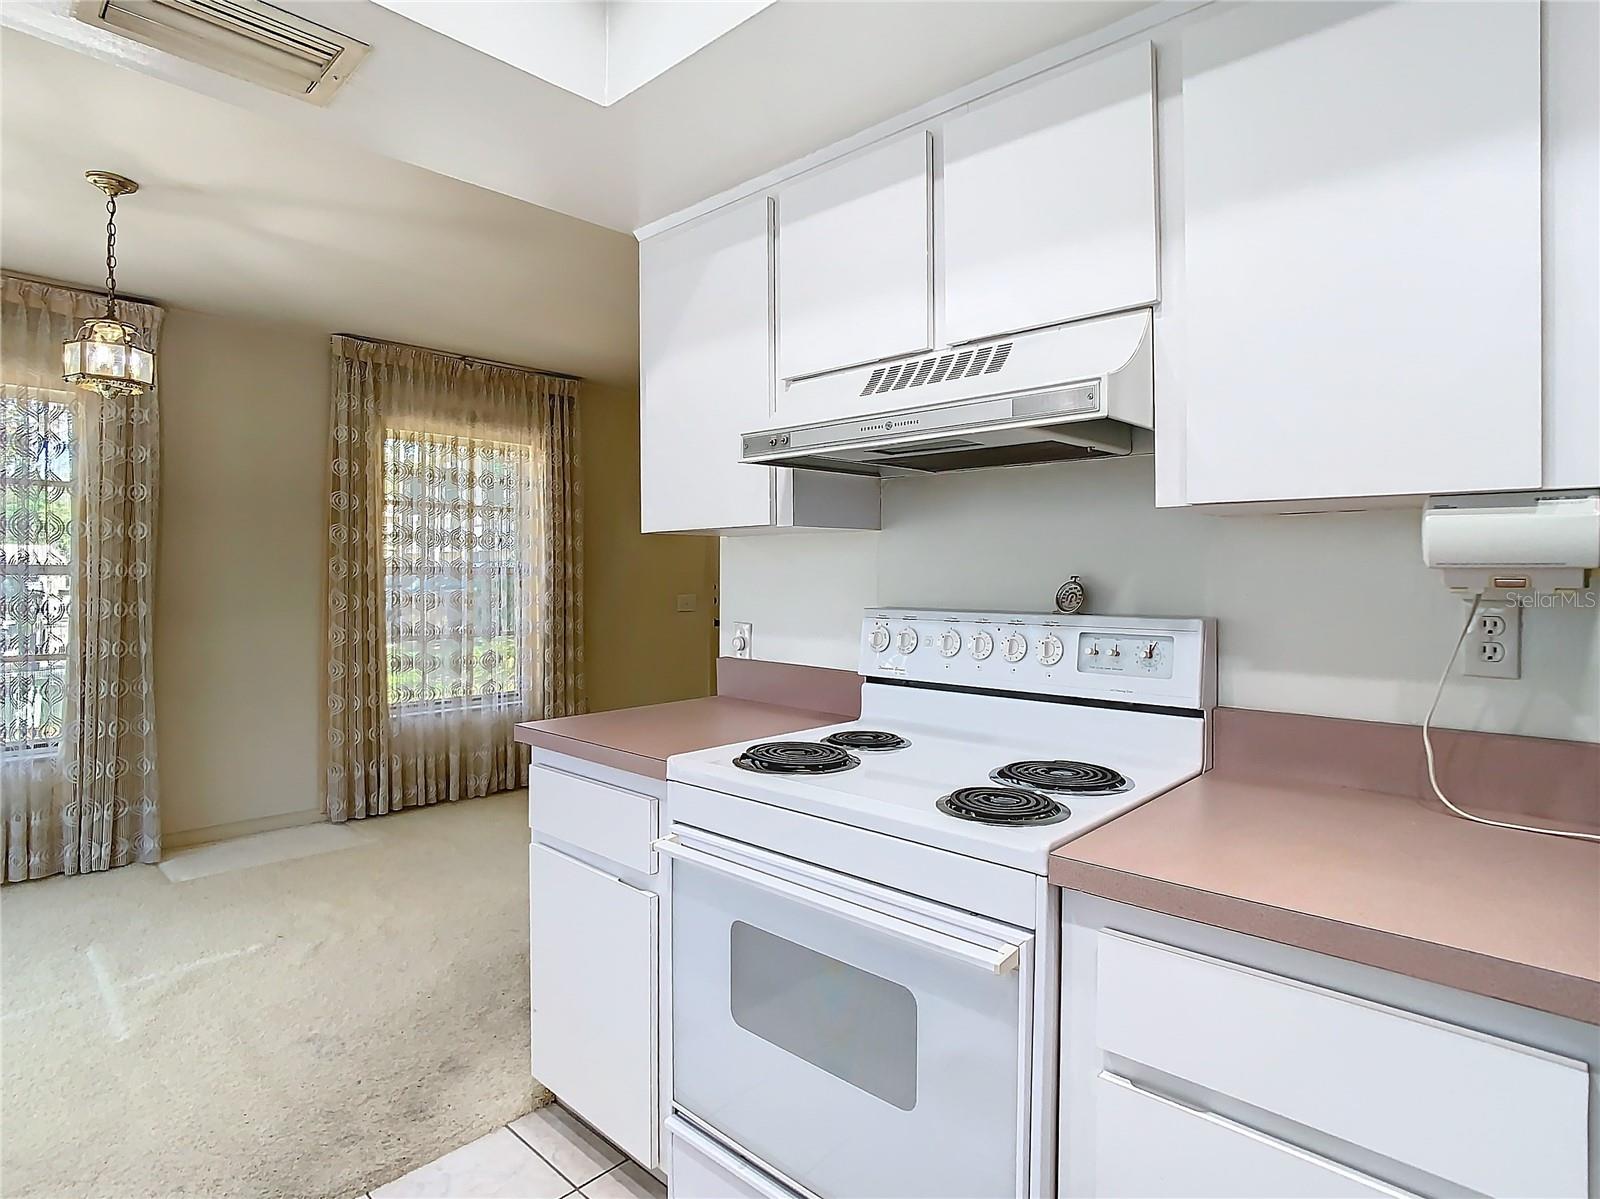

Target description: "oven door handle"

left=654, top=834, right=1022, bottom=975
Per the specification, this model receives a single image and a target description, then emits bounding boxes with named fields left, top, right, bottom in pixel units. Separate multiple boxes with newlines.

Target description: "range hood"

left=743, top=309, right=1153, bottom=476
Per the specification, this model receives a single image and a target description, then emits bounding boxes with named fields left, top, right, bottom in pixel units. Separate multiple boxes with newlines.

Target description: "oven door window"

left=671, top=844, right=1032, bottom=1199
left=730, top=920, right=918, bottom=1110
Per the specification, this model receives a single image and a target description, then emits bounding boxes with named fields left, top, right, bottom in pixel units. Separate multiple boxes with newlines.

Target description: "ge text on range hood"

left=743, top=309, right=1153, bottom=476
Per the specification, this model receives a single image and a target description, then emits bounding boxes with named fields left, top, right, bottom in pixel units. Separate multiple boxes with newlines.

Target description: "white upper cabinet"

left=640, top=196, right=776, bottom=533
left=1177, top=2, right=1543, bottom=506
left=942, top=42, right=1159, bottom=345
left=776, top=130, right=934, bottom=380
left=639, top=198, right=880, bottom=535
left=1543, top=0, right=1600, bottom=490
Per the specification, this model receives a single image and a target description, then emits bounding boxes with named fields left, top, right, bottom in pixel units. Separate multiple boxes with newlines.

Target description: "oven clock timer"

left=1078, top=634, right=1175, bottom=679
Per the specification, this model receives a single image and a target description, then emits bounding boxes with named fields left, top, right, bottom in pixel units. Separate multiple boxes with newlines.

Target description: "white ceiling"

left=372, top=1, right=775, bottom=107
left=0, top=30, right=641, bottom=384
left=3, top=0, right=1145, bottom=233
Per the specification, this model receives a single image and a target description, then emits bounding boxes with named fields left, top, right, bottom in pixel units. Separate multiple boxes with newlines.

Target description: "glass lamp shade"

left=63, top=317, right=155, bottom=397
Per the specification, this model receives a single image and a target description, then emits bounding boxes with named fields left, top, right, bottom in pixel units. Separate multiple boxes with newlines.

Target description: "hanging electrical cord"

left=1423, top=596, right=1600, bottom=843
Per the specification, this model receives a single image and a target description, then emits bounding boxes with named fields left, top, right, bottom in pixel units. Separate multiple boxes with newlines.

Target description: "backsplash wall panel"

left=720, top=457, right=1600, bottom=742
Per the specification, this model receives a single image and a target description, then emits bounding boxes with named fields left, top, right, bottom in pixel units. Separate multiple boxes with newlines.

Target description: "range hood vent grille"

left=74, top=0, right=368, bottom=104
left=859, top=339, right=1013, bottom=398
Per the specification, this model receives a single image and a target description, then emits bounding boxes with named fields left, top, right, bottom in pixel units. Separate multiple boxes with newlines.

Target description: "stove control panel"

left=1078, top=633, right=1173, bottom=679
left=858, top=609, right=1215, bottom=711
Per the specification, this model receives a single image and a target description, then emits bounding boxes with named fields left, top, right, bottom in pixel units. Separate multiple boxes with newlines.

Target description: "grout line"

left=504, top=1121, right=578, bottom=1187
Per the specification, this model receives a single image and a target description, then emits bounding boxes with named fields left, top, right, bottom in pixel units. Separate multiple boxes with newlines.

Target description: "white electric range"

left=658, top=609, right=1215, bottom=1199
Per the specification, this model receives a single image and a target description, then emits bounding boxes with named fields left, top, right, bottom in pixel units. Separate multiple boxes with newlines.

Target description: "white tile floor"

left=365, top=1103, right=665, bottom=1199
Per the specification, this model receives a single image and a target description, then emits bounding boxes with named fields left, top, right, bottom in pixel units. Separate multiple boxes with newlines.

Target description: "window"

left=1, top=388, right=74, bottom=750
left=382, top=430, right=530, bottom=709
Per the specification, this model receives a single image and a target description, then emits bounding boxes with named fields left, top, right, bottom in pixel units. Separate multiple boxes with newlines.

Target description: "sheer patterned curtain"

left=1, top=274, right=163, bottom=881
left=324, top=336, right=583, bottom=822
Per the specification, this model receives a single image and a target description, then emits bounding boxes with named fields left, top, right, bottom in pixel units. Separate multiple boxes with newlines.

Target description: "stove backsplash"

left=720, top=457, right=1599, bottom=743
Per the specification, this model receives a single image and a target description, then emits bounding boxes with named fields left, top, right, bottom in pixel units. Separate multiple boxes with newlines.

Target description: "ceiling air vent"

left=73, top=0, right=369, bottom=104
left=857, top=341, right=1015, bottom=398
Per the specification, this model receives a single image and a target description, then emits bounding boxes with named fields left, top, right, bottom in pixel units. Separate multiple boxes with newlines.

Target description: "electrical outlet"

left=729, top=621, right=753, bottom=659
left=1464, top=601, right=1521, bottom=679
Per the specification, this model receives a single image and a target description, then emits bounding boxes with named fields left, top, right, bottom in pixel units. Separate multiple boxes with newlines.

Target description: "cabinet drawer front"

left=667, top=1117, right=800, bottom=1199
left=1095, top=1073, right=1412, bottom=1198
left=530, top=765, right=656, bottom=875
left=530, top=844, right=658, bottom=1168
left=1095, top=932, right=1588, bottom=1198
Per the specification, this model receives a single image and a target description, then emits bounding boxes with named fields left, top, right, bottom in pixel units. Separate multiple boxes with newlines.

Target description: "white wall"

left=721, top=457, right=1600, bottom=742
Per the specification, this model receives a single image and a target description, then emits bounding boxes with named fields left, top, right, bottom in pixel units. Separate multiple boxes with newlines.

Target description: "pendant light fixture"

left=62, top=171, right=156, bottom=399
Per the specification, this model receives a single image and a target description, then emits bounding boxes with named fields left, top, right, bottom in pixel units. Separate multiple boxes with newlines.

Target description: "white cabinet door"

left=776, top=130, right=933, bottom=380
left=1543, top=0, right=1600, bottom=489
left=943, top=42, right=1158, bottom=345
left=1179, top=2, right=1542, bottom=504
left=530, top=843, right=658, bottom=1167
left=640, top=196, right=774, bottom=533
left=1094, top=1074, right=1415, bottom=1199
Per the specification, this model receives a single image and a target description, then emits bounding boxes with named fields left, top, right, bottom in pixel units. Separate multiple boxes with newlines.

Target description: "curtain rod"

left=334, top=332, right=584, bottom=382
left=1, top=267, right=161, bottom=309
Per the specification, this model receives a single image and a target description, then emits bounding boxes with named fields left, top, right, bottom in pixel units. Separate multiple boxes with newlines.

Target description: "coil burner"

left=990, top=760, right=1131, bottom=795
left=822, top=730, right=910, bottom=752
left=733, top=741, right=860, bottom=775
left=935, top=786, right=1071, bottom=826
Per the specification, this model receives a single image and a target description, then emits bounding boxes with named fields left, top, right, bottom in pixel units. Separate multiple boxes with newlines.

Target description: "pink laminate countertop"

left=515, top=696, right=846, bottom=780
left=1049, top=774, right=1600, bottom=1024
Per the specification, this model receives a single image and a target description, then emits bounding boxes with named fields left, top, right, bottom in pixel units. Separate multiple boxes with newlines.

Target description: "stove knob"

left=938, top=629, right=962, bottom=658
left=1003, top=632, right=1028, bottom=663
left=869, top=623, right=891, bottom=653
left=970, top=630, right=994, bottom=661
left=1037, top=633, right=1064, bottom=667
left=896, top=627, right=919, bottom=654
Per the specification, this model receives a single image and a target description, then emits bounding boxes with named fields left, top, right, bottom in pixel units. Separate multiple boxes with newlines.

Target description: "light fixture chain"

left=105, top=193, right=119, bottom=317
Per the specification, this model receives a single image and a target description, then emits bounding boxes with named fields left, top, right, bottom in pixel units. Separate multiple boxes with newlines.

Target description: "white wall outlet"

left=1463, top=601, right=1521, bottom=679
left=729, top=621, right=753, bottom=659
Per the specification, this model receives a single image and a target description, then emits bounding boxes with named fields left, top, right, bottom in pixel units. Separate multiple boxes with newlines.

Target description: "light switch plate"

left=730, top=621, right=753, bottom=659
left=676, top=593, right=697, bottom=613
left=1463, top=601, right=1521, bottom=679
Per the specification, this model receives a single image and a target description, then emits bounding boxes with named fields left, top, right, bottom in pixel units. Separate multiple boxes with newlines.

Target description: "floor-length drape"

left=1, top=274, right=163, bottom=881
left=324, top=337, right=583, bottom=822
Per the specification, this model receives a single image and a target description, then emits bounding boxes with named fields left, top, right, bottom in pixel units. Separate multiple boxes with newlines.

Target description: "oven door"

left=658, top=826, right=1035, bottom=1199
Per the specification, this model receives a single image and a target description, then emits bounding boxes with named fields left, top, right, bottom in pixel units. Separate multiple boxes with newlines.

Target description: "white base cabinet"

left=530, top=843, right=657, bottom=1166
left=528, top=754, right=668, bottom=1171
left=1060, top=893, right=1596, bottom=1199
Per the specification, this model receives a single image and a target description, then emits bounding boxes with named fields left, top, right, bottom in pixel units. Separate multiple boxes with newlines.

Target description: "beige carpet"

left=0, top=791, right=548, bottom=1199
